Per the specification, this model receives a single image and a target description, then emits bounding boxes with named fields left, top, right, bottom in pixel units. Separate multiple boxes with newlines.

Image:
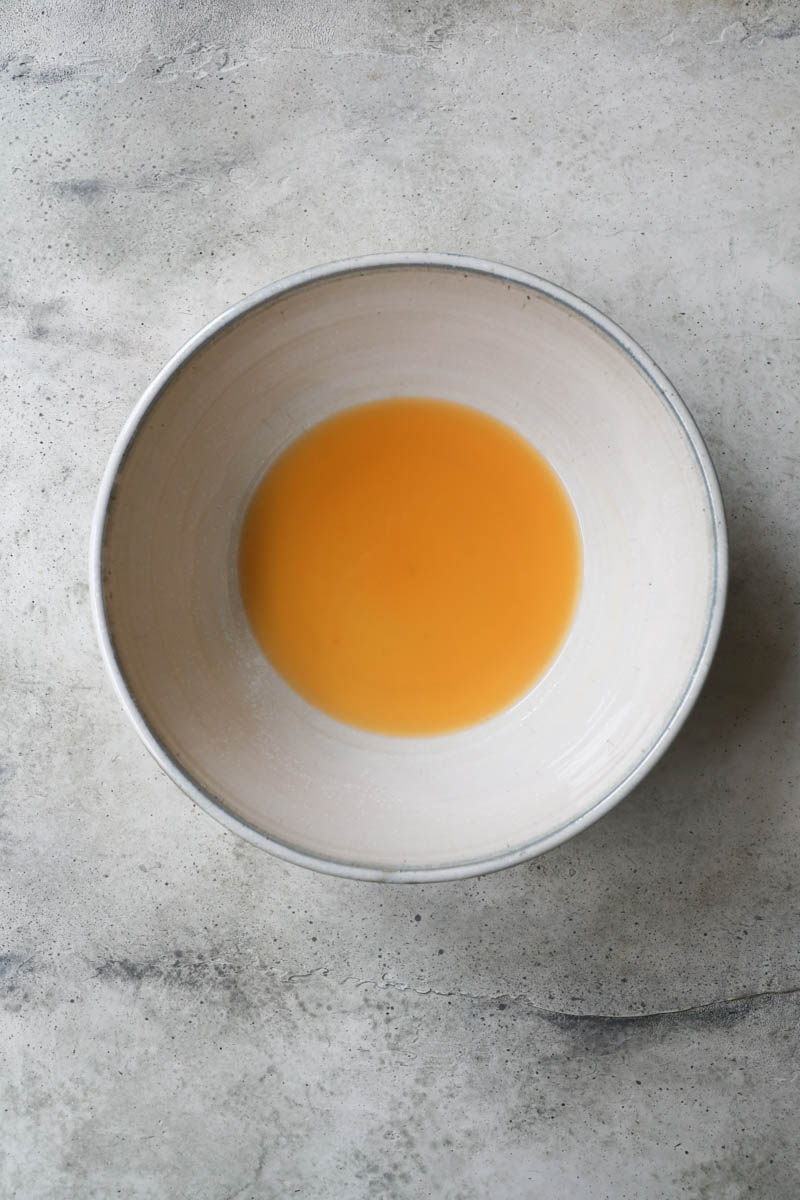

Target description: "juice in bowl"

left=238, top=397, right=581, bottom=737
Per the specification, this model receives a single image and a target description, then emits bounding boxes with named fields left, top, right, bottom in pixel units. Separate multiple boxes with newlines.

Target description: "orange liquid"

left=239, top=398, right=581, bottom=736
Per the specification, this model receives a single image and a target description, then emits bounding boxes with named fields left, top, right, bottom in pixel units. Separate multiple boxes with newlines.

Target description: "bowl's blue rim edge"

left=89, top=251, right=729, bottom=884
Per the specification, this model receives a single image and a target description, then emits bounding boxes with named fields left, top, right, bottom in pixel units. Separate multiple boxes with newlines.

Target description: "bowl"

left=90, top=253, right=727, bottom=882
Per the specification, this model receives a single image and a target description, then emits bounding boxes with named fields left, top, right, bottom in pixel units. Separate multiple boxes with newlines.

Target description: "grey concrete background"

left=2, top=1, right=799, bottom=1196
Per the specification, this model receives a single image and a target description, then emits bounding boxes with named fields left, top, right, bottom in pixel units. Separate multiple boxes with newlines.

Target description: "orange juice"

left=239, top=398, right=581, bottom=735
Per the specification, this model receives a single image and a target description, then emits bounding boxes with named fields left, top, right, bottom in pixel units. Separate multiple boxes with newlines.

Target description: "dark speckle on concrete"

left=0, top=953, right=31, bottom=980
left=0, top=953, right=35, bottom=1000
left=53, top=177, right=106, bottom=199
left=93, top=952, right=258, bottom=1012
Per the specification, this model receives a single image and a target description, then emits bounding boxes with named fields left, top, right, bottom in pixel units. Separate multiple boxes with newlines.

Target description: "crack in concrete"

left=16, top=953, right=795, bottom=1027
left=341, top=975, right=800, bottom=1022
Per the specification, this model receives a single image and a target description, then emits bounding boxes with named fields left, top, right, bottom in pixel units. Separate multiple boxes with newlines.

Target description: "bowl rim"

left=90, top=251, right=728, bottom=883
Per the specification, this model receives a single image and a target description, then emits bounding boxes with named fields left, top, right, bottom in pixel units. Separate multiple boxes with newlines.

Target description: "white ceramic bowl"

left=91, top=254, right=726, bottom=881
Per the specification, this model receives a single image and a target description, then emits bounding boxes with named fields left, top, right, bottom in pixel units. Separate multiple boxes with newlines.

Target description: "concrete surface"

left=2, top=1, right=799, bottom=1196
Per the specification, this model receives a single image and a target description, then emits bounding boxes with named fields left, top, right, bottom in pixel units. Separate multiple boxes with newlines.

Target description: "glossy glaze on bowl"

left=91, top=254, right=727, bottom=881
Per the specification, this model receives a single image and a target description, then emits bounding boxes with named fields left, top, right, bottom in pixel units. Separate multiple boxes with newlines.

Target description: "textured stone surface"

left=2, top=1, right=799, bottom=1196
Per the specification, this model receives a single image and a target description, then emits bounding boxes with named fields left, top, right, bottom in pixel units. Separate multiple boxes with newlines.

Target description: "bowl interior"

left=99, top=263, right=721, bottom=875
